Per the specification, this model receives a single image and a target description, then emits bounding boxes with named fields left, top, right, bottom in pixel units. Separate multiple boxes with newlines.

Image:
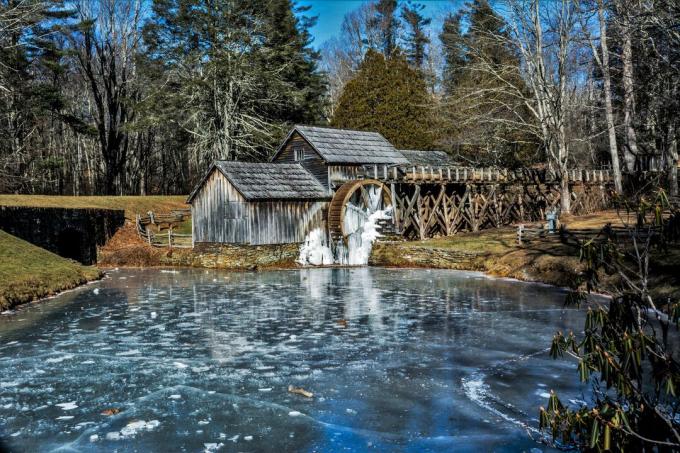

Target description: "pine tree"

left=401, top=1, right=430, bottom=69
left=260, top=0, right=326, bottom=128
left=331, top=49, right=434, bottom=150
left=372, top=0, right=400, bottom=57
left=440, top=12, right=465, bottom=95
left=0, top=0, right=77, bottom=191
left=438, top=0, right=536, bottom=167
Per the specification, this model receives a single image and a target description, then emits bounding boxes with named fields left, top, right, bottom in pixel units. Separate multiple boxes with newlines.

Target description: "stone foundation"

left=172, top=242, right=301, bottom=269
left=0, top=206, right=124, bottom=265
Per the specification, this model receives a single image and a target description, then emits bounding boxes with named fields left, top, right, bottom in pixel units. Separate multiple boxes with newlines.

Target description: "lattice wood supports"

left=390, top=181, right=610, bottom=240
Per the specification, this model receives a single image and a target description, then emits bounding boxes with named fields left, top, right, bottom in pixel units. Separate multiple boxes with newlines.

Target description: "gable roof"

left=274, top=125, right=409, bottom=165
left=187, top=162, right=330, bottom=203
left=399, top=150, right=454, bottom=167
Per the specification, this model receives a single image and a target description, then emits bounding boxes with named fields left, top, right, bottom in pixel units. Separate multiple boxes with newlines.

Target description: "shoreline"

left=2, top=258, right=613, bottom=314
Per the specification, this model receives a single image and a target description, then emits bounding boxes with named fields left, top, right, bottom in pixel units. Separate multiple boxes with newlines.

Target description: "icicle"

left=297, top=228, right=334, bottom=266
left=298, top=186, right=392, bottom=267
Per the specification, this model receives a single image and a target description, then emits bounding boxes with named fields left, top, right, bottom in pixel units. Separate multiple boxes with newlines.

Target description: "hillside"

left=0, top=195, right=188, bottom=219
left=0, top=230, right=101, bottom=310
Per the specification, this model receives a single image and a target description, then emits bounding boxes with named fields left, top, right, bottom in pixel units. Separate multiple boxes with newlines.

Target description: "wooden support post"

left=383, top=165, right=388, bottom=180
left=391, top=183, right=399, bottom=231
left=412, top=166, right=416, bottom=180
left=421, top=166, right=426, bottom=180
left=455, top=168, right=459, bottom=181
left=439, top=168, right=443, bottom=180
left=447, top=168, right=451, bottom=180
left=463, top=168, right=468, bottom=180
left=417, top=189, right=425, bottom=240
left=373, top=165, right=378, bottom=179
left=393, top=166, right=398, bottom=180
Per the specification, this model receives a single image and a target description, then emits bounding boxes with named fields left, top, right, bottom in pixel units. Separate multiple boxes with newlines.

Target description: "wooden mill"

left=188, top=125, right=612, bottom=246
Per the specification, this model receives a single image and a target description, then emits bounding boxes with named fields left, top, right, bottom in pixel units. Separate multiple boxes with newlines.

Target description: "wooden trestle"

left=360, top=165, right=612, bottom=240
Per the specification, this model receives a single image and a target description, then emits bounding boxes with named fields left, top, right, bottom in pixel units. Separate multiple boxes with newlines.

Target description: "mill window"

left=294, top=147, right=305, bottom=161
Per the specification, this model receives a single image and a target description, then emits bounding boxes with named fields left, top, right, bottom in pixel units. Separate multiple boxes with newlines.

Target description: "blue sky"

left=298, top=0, right=462, bottom=48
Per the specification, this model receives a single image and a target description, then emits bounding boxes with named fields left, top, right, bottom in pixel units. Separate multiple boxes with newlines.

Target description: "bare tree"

left=578, top=0, right=624, bottom=193
left=616, top=0, right=640, bottom=172
left=319, top=3, right=381, bottom=119
left=66, top=0, right=143, bottom=195
left=472, top=0, right=585, bottom=213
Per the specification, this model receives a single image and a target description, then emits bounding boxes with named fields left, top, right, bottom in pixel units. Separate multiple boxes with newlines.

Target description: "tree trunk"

left=560, top=171, right=571, bottom=215
left=621, top=21, right=639, bottom=172
left=670, top=127, right=678, bottom=197
left=597, top=0, right=623, bottom=193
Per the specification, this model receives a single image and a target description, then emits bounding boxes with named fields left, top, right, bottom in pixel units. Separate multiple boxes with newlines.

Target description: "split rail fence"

left=136, top=210, right=192, bottom=248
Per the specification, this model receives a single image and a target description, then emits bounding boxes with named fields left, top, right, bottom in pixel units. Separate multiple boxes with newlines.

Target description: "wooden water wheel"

left=328, top=179, right=393, bottom=241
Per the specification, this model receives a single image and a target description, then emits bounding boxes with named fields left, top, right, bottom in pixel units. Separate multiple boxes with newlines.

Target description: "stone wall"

left=0, top=206, right=125, bottom=265
left=170, top=242, right=301, bottom=269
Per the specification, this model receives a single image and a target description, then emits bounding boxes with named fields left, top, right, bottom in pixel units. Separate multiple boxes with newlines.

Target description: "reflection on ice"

left=0, top=268, right=596, bottom=452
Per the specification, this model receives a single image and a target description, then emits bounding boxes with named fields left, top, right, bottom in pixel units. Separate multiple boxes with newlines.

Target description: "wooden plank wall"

left=191, top=169, right=250, bottom=244
left=274, top=132, right=329, bottom=190
left=249, top=201, right=328, bottom=245
left=328, top=165, right=364, bottom=188
left=192, top=168, right=328, bottom=245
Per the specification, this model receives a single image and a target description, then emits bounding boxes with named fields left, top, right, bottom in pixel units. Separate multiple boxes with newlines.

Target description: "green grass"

left=0, top=230, right=101, bottom=310
left=414, top=228, right=518, bottom=255
left=0, top=195, right=188, bottom=219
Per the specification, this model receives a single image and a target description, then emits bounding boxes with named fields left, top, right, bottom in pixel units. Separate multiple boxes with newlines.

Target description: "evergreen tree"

left=439, top=0, right=536, bottom=167
left=0, top=0, right=77, bottom=191
left=440, top=12, right=465, bottom=95
left=260, top=0, right=326, bottom=128
left=331, top=49, right=434, bottom=150
left=144, top=0, right=288, bottom=169
left=142, top=0, right=325, bottom=172
left=401, top=1, right=430, bottom=69
left=372, top=0, right=400, bottom=57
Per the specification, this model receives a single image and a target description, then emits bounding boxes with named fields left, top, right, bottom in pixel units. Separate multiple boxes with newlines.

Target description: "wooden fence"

left=135, top=210, right=192, bottom=248
left=360, top=164, right=612, bottom=185
left=517, top=224, right=662, bottom=246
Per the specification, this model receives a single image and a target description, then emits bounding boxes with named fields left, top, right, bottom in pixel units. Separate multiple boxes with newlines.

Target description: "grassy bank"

left=0, top=230, right=102, bottom=310
left=0, top=195, right=188, bottom=219
left=371, top=211, right=680, bottom=300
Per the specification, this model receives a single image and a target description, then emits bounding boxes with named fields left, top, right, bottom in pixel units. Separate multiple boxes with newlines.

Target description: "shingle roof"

left=279, top=125, right=410, bottom=165
left=399, top=150, right=454, bottom=166
left=188, top=162, right=330, bottom=202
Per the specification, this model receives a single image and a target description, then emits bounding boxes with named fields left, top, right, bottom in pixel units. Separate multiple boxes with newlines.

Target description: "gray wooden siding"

left=248, top=201, right=327, bottom=245
left=192, top=167, right=328, bottom=245
left=274, top=132, right=330, bottom=189
left=328, top=165, right=363, bottom=188
left=191, top=169, right=250, bottom=244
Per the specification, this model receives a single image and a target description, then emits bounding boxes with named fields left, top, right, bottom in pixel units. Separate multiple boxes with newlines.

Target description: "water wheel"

left=328, top=179, right=393, bottom=241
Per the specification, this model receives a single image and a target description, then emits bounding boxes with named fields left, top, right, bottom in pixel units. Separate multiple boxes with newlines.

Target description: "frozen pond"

left=0, top=268, right=593, bottom=452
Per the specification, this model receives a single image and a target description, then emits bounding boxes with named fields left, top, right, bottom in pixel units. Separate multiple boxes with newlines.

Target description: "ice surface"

left=0, top=267, right=600, bottom=452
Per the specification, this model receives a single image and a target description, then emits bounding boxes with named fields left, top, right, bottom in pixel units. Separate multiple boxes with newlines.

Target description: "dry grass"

left=0, top=195, right=188, bottom=219
left=98, top=223, right=185, bottom=267
left=374, top=210, right=679, bottom=298
left=0, top=230, right=101, bottom=310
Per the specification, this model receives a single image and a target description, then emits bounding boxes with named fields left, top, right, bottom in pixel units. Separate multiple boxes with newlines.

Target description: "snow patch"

left=55, top=401, right=78, bottom=410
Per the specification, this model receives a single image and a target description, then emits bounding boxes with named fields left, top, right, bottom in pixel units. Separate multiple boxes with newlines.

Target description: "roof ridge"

left=295, top=124, right=383, bottom=135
